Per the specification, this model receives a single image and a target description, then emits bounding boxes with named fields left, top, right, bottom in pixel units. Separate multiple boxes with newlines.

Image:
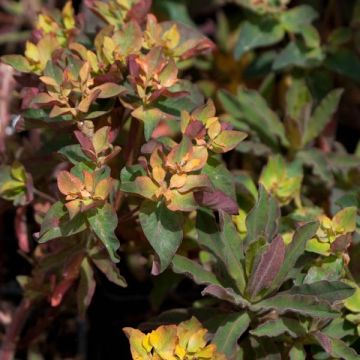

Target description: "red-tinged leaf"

left=57, top=171, right=83, bottom=195
left=194, top=190, right=238, bottom=214
left=15, top=206, right=30, bottom=253
left=31, top=93, right=58, bottom=106
left=51, top=253, right=84, bottom=307
left=51, top=277, right=77, bottom=307
left=314, top=332, right=332, bottom=353
left=313, top=332, right=360, bottom=360
left=74, top=130, right=96, bottom=158
left=127, top=0, right=152, bottom=24
left=184, top=120, right=205, bottom=138
left=94, top=83, right=126, bottom=98
left=265, top=221, right=319, bottom=295
left=247, top=235, right=286, bottom=298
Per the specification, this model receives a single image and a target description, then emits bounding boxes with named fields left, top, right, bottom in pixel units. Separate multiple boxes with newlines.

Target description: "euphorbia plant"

left=1, top=0, right=360, bottom=359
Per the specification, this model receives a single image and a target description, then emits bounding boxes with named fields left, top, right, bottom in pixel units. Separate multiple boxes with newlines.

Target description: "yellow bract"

left=123, top=317, right=226, bottom=360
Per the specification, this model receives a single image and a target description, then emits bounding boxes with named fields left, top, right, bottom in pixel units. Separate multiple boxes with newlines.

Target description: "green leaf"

left=289, top=343, right=306, bottom=360
left=287, top=281, right=355, bottom=304
left=132, top=106, right=171, bottom=141
left=303, top=89, right=343, bottom=145
left=266, top=221, right=319, bottom=294
left=1, top=55, right=31, bottom=73
left=297, top=149, right=334, bottom=185
left=212, top=312, right=251, bottom=358
left=280, top=5, right=318, bottom=33
left=325, top=49, right=360, bottom=83
left=301, top=25, right=321, bottom=48
left=252, top=293, right=338, bottom=318
left=218, top=89, right=288, bottom=149
left=171, top=255, right=222, bottom=286
left=86, top=203, right=120, bottom=263
left=196, top=209, right=246, bottom=292
left=38, top=201, right=87, bottom=243
left=245, top=185, right=279, bottom=249
left=250, top=318, right=307, bottom=338
left=77, top=257, right=96, bottom=316
left=201, top=284, right=249, bottom=307
left=202, top=156, right=236, bottom=199
left=234, top=18, right=284, bottom=60
left=219, top=212, right=247, bottom=293
left=89, top=246, right=127, bottom=287
left=322, top=317, right=357, bottom=339
left=286, top=77, right=312, bottom=122
left=58, top=145, right=94, bottom=168
left=273, top=42, right=324, bottom=71
left=157, top=80, right=204, bottom=117
left=156, top=0, right=195, bottom=26
left=304, top=257, right=345, bottom=284
left=139, top=200, right=183, bottom=274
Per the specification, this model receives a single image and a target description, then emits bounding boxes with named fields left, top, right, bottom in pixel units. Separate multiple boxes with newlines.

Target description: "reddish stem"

left=0, top=298, right=33, bottom=360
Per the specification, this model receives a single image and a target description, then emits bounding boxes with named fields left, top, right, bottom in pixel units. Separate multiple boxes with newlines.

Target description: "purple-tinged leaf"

left=264, top=221, right=319, bottom=295
left=194, top=190, right=238, bottom=214
left=314, top=332, right=332, bottom=353
left=313, top=332, right=360, bottom=360
left=247, top=235, right=286, bottom=298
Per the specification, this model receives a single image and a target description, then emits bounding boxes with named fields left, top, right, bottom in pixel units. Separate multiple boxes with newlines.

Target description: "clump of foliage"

left=1, top=0, right=360, bottom=359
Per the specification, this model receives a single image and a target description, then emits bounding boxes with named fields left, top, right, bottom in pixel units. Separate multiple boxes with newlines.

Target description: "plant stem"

left=33, top=188, right=56, bottom=203
left=115, top=118, right=143, bottom=211
left=0, top=298, right=33, bottom=360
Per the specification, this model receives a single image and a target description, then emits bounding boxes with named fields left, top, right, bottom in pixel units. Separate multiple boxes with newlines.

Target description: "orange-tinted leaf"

left=94, top=83, right=126, bottom=99
left=57, top=171, right=83, bottom=195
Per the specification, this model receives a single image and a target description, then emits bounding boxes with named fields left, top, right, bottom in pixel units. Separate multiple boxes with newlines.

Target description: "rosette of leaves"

left=2, top=35, right=60, bottom=74
left=35, top=1, right=77, bottom=46
left=143, top=14, right=215, bottom=61
left=1, top=1, right=77, bottom=74
left=259, top=155, right=303, bottom=206
left=122, top=46, right=187, bottom=139
left=123, top=317, right=226, bottom=360
left=88, top=0, right=152, bottom=28
left=38, top=165, right=120, bottom=263
left=181, top=99, right=247, bottom=154
left=171, top=186, right=358, bottom=358
left=31, top=59, right=125, bottom=123
left=306, top=207, right=357, bottom=257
